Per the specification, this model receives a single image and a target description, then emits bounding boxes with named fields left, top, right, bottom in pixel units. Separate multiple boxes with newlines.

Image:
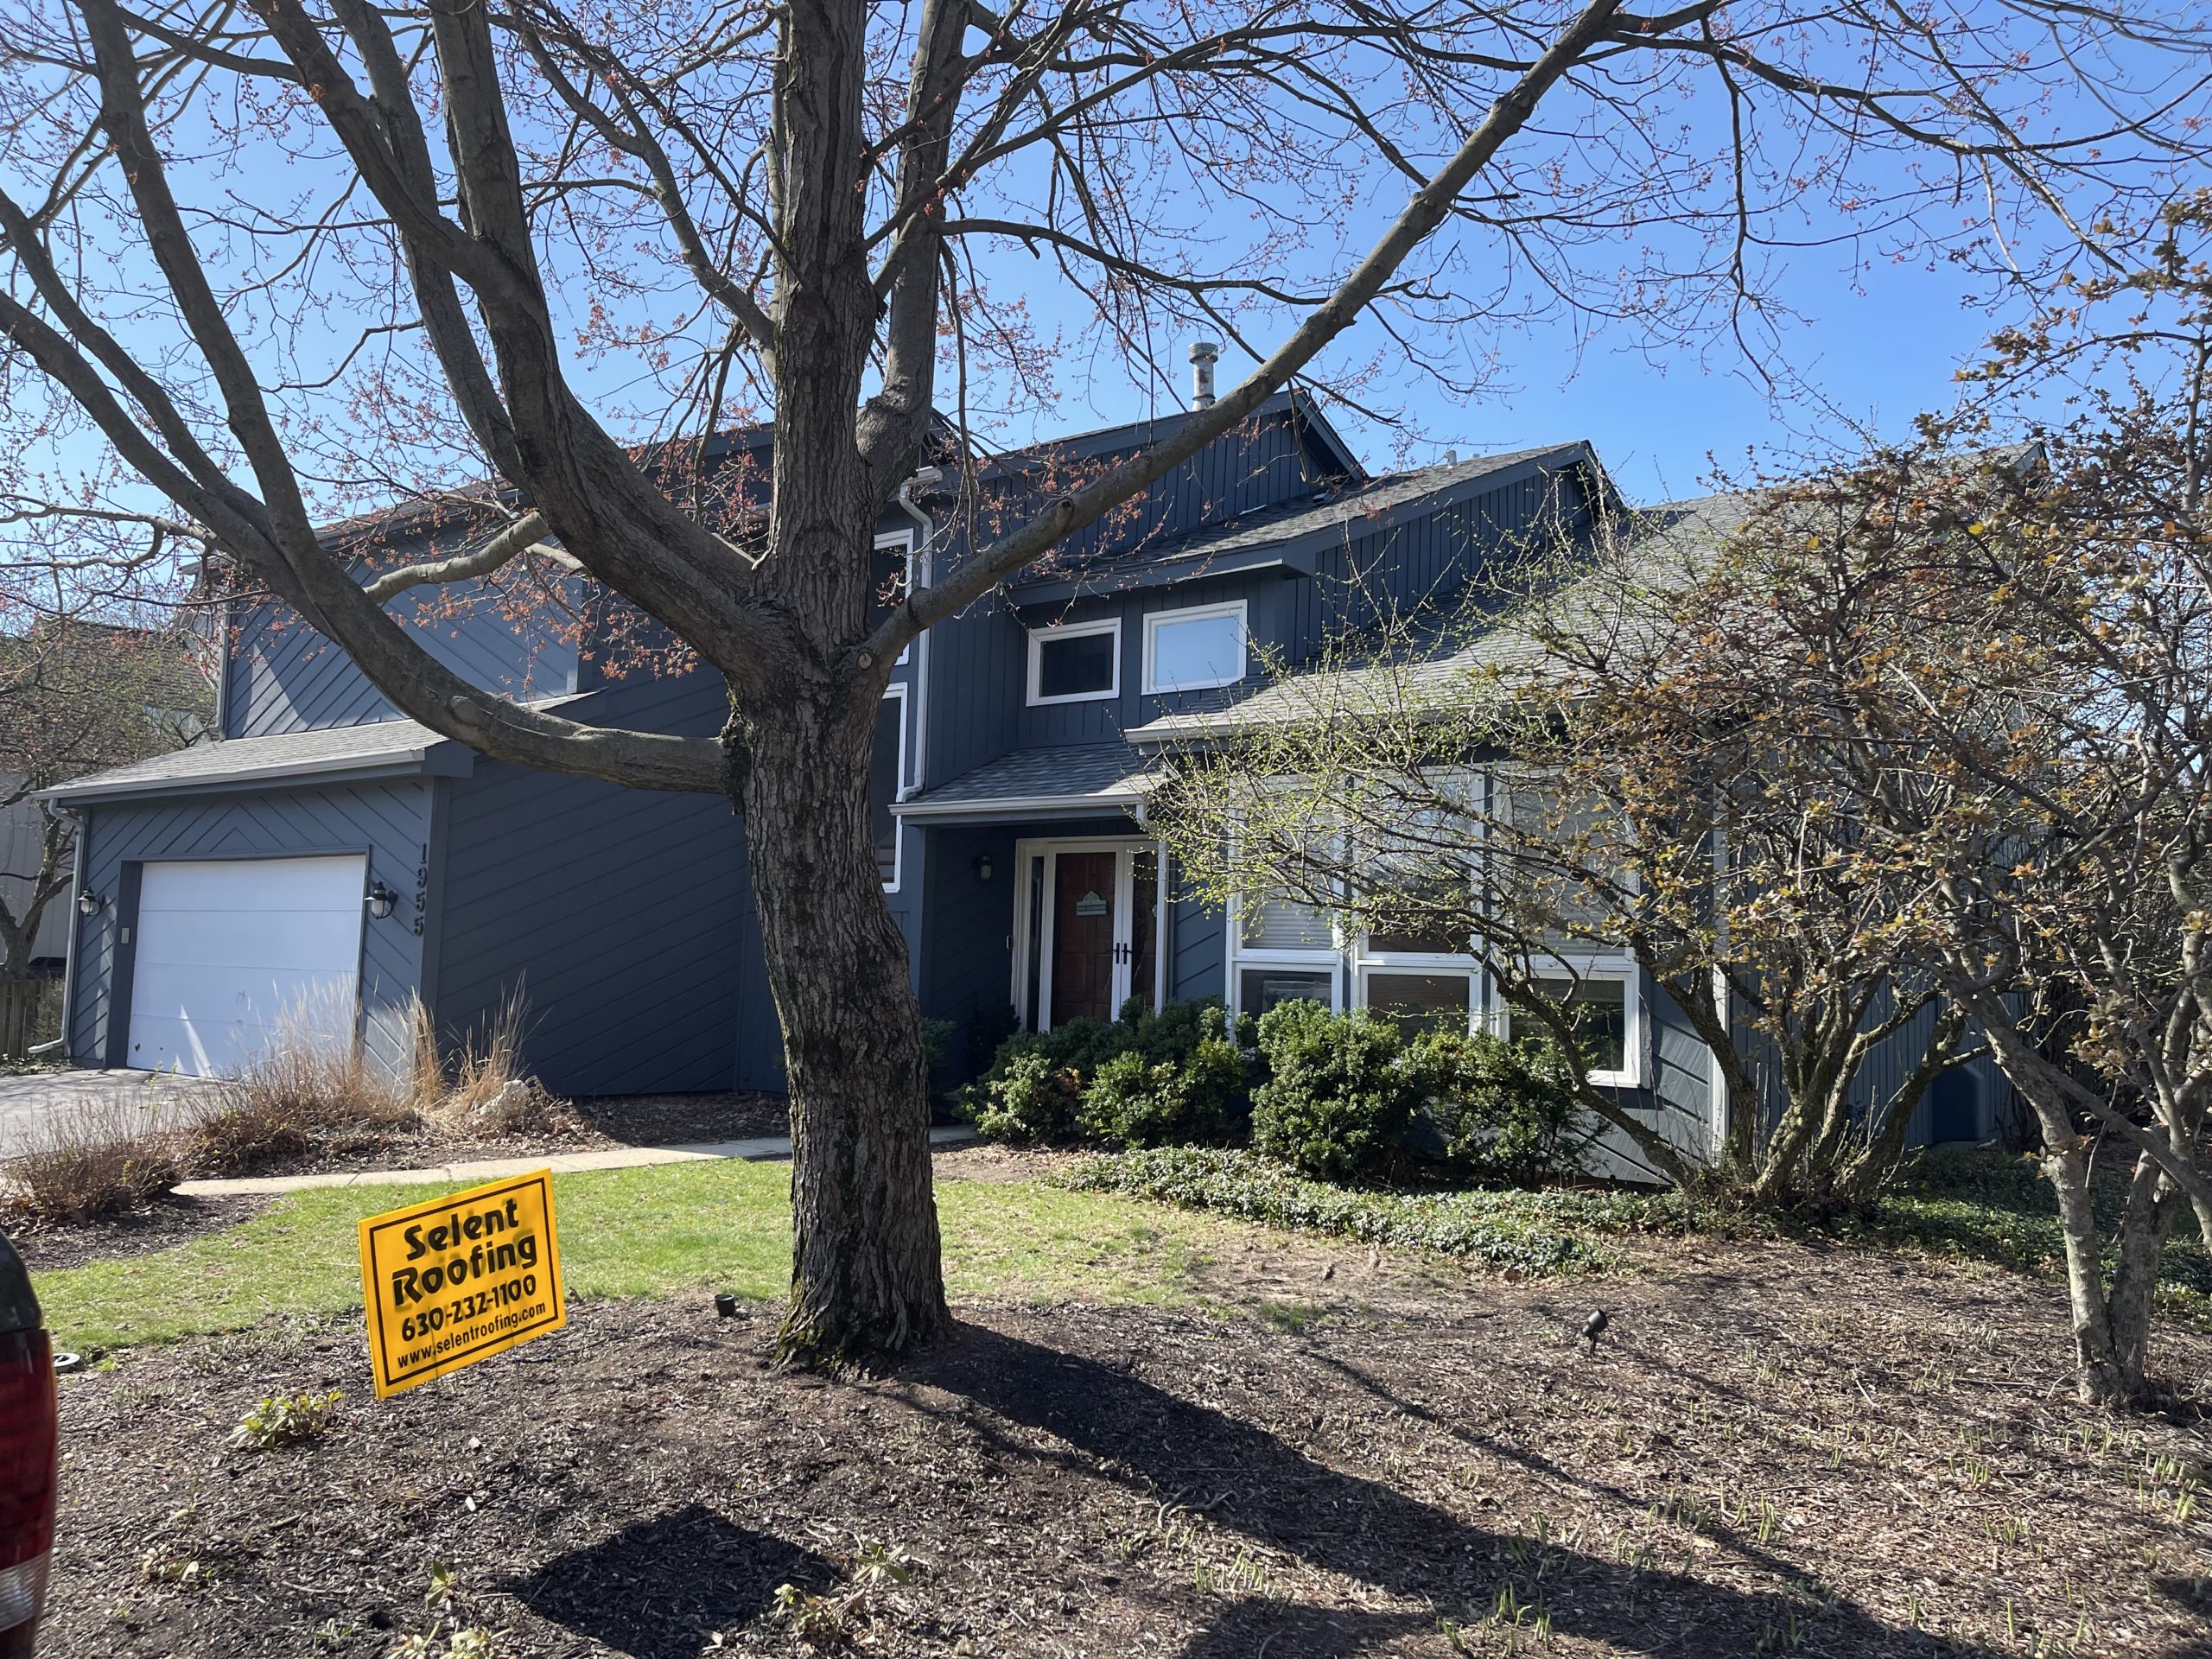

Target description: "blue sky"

left=1027, top=238, right=2011, bottom=508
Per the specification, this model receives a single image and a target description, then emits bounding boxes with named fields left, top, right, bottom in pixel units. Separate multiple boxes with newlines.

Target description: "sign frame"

left=357, top=1169, right=567, bottom=1398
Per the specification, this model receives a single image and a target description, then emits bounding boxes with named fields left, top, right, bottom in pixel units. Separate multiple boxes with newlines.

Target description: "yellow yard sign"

left=357, top=1170, right=566, bottom=1398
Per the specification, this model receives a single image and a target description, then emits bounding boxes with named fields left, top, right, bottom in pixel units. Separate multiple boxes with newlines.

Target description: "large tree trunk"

left=738, top=702, right=950, bottom=1368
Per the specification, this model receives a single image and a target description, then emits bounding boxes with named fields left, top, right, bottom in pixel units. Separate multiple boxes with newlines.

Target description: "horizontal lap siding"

left=432, top=671, right=755, bottom=1097
left=67, top=781, right=434, bottom=1078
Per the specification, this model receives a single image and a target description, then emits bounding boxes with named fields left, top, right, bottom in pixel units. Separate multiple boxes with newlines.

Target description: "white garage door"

left=125, top=855, right=367, bottom=1077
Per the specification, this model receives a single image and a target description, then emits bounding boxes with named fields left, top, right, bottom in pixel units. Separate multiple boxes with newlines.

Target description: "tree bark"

left=737, top=702, right=950, bottom=1368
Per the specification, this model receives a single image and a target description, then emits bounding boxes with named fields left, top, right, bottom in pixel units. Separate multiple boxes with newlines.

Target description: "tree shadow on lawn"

left=505, top=1503, right=835, bottom=1659
left=906, top=1322, right=1992, bottom=1658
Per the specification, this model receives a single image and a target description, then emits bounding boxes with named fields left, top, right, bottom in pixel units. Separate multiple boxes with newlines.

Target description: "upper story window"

left=1143, top=601, right=1246, bottom=695
left=870, top=685, right=907, bottom=890
left=1027, top=617, right=1120, bottom=706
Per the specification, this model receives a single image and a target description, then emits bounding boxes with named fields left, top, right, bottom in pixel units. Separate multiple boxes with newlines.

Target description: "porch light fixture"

left=76, top=888, right=101, bottom=917
left=972, top=853, right=995, bottom=883
left=365, top=880, right=399, bottom=920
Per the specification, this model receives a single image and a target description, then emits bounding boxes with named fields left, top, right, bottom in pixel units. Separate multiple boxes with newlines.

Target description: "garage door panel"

left=136, top=908, right=368, bottom=972
left=137, top=855, right=365, bottom=913
left=125, top=855, right=367, bottom=1078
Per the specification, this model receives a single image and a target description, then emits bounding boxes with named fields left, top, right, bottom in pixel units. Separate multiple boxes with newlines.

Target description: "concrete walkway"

left=173, top=1123, right=977, bottom=1197
left=0, top=1068, right=219, bottom=1158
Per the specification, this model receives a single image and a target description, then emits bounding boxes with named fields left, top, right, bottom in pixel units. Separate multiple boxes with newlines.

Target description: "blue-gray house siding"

left=51, top=395, right=1989, bottom=1174
left=67, top=777, right=435, bottom=1078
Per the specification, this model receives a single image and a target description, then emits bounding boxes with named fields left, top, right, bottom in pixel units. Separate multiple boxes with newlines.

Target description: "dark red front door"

left=1050, top=851, right=1117, bottom=1026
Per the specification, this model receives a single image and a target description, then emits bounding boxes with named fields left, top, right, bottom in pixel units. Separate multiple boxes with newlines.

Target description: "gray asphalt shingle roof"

left=1009, top=442, right=1589, bottom=602
left=41, top=715, right=463, bottom=804
left=1125, top=490, right=1752, bottom=742
left=893, top=743, right=1157, bottom=817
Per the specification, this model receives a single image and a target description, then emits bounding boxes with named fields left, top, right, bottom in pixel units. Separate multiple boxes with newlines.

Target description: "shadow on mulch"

left=906, top=1323, right=2002, bottom=1659
left=506, top=1502, right=835, bottom=1659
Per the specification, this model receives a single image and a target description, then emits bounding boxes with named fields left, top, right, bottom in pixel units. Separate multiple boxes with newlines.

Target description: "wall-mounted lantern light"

left=365, top=880, right=398, bottom=920
left=972, top=853, right=995, bottom=883
left=76, top=888, right=102, bottom=918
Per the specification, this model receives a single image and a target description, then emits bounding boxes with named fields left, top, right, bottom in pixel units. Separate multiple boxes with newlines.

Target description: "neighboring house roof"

left=892, top=743, right=1159, bottom=821
left=1006, top=442, right=1596, bottom=606
left=40, top=715, right=475, bottom=804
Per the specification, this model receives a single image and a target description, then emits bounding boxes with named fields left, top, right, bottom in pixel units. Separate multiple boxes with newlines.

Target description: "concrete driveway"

left=0, top=1068, right=218, bottom=1159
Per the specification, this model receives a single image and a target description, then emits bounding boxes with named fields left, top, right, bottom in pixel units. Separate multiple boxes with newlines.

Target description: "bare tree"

left=0, top=617, right=208, bottom=1011
left=0, top=0, right=2206, bottom=1363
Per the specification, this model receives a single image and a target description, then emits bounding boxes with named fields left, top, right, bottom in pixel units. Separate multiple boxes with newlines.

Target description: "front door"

left=1050, top=849, right=1120, bottom=1025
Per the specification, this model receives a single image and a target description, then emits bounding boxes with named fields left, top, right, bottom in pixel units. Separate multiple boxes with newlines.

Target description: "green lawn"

left=35, top=1160, right=1255, bottom=1349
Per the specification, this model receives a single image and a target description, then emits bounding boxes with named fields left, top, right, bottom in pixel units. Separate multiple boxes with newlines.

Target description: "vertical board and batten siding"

left=914, top=823, right=1020, bottom=1067
left=1278, top=466, right=1595, bottom=671
left=925, top=410, right=1338, bottom=789
left=1728, top=985, right=2017, bottom=1152
left=915, top=816, right=1146, bottom=1080
left=224, top=581, right=581, bottom=739
left=67, top=780, right=435, bottom=1078
left=1166, top=879, right=1226, bottom=1004
left=429, top=667, right=773, bottom=1098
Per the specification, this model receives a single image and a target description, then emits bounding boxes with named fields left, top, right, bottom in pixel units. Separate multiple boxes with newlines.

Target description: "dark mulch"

left=8, top=1192, right=270, bottom=1273
left=238, top=1090, right=791, bottom=1179
left=564, top=1091, right=789, bottom=1148
left=41, top=1239, right=2212, bottom=1657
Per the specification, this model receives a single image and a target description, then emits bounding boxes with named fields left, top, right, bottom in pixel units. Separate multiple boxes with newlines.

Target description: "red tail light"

left=0, top=1329, right=55, bottom=1656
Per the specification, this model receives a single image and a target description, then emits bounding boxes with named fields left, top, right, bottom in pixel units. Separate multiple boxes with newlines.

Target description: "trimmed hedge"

left=1059, top=1146, right=1688, bottom=1272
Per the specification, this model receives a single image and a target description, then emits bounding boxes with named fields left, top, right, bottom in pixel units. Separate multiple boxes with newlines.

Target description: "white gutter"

left=891, top=787, right=1148, bottom=819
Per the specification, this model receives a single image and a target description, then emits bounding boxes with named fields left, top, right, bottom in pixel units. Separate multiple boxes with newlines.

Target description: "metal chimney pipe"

left=1189, top=340, right=1219, bottom=410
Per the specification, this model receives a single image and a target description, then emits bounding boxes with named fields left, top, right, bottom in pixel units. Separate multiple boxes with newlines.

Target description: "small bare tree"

left=0, top=618, right=207, bottom=977
left=0, top=0, right=2206, bottom=1362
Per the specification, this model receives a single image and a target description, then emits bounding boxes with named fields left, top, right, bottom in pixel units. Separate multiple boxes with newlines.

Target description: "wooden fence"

left=0, top=979, right=61, bottom=1060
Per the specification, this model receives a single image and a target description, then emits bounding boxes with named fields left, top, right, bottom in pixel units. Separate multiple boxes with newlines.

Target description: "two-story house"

left=43, top=385, right=1751, bottom=1165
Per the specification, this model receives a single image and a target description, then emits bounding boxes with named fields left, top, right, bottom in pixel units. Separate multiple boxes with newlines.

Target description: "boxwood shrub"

left=961, top=999, right=1253, bottom=1147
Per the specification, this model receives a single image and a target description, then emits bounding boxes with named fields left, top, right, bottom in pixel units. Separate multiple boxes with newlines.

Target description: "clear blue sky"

left=1027, top=245, right=2007, bottom=507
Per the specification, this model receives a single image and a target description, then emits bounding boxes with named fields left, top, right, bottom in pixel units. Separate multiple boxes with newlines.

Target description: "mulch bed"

left=8, top=1192, right=271, bottom=1274
left=251, top=1090, right=794, bottom=1179
left=41, top=1236, right=2212, bottom=1656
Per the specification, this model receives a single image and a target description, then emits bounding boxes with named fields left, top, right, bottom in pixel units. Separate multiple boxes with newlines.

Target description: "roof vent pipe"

left=1189, top=340, right=1219, bottom=410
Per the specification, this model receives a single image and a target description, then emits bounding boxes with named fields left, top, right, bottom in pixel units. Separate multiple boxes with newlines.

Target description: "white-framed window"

left=874, top=531, right=916, bottom=664
left=1143, top=600, right=1247, bottom=695
left=1027, top=616, right=1121, bottom=706
left=870, top=683, right=908, bottom=891
left=1497, top=962, right=1642, bottom=1088
left=1358, top=965, right=1481, bottom=1038
left=1227, top=882, right=1342, bottom=1020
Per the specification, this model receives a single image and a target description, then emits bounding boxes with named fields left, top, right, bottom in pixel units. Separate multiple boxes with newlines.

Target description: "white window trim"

left=1490, top=957, right=1643, bottom=1090
left=1026, top=615, right=1122, bottom=707
left=877, top=682, right=908, bottom=893
left=1353, top=963, right=1481, bottom=1035
left=876, top=531, right=916, bottom=665
left=1225, top=888, right=1343, bottom=1020
left=1142, top=599, right=1248, bottom=696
